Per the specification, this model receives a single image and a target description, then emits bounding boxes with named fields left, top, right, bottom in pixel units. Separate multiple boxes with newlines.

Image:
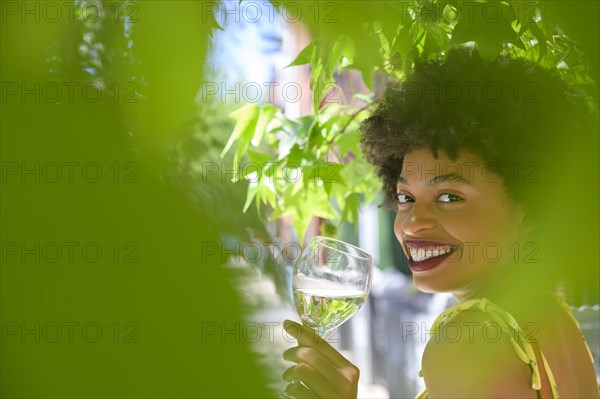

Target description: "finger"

left=283, top=346, right=341, bottom=383
left=283, top=320, right=349, bottom=368
left=282, top=364, right=339, bottom=398
left=283, top=381, right=318, bottom=399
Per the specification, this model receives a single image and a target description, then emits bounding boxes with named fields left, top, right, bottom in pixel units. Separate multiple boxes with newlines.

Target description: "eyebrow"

left=397, top=173, right=473, bottom=186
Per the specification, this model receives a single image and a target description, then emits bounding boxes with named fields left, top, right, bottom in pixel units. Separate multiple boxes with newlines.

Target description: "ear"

left=520, top=214, right=536, bottom=235
left=515, top=203, right=536, bottom=236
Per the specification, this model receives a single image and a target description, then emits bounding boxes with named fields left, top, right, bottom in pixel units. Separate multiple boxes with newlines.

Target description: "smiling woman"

left=281, top=48, right=599, bottom=398
left=364, top=48, right=599, bottom=399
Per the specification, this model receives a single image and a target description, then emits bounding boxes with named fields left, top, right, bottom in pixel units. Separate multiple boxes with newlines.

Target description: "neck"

left=453, top=264, right=552, bottom=319
left=452, top=265, right=515, bottom=303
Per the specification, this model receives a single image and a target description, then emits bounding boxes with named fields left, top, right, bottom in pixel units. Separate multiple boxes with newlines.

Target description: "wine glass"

left=292, top=236, right=373, bottom=335
left=282, top=236, right=373, bottom=397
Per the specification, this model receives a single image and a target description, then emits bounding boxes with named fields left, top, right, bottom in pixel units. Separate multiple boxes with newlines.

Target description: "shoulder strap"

left=414, top=387, right=428, bottom=399
left=531, top=340, right=559, bottom=399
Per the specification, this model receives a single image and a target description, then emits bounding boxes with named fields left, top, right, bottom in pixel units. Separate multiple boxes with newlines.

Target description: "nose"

left=395, top=201, right=437, bottom=237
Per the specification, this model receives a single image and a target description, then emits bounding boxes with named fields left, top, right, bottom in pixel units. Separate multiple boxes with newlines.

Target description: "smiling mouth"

left=404, top=240, right=459, bottom=271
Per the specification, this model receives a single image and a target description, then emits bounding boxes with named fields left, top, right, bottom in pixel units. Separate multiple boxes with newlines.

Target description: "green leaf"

left=422, top=24, right=449, bottom=60
left=251, top=104, right=279, bottom=146
left=328, top=36, right=354, bottom=77
left=310, top=62, right=325, bottom=112
left=246, top=148, right=272, bottom=165
left=205, top=13, right=224, bottom=38
left=275, top=115, right=316, bottom=160
left=277, top=129, right=298, bottom=161
left=301, top=163, right=318, bottom=189
left=306, top=120, right=324, bottom=152
left=287, top=40, right=316, bottom=67
left=341, top=192, right=360, bottom=224
left=286, top=144, right=305, bottom=165
left=334, top=129, right=360, bottom=156
left=288, top=186, right=338, bottom=242
left=319, top=161, right=344, bottom=196
left=449, top=2, right=517, bottom=60
left=243, top=179, right=260, bottom=213
left=221, top=103, right=260, bottom=161
left=391, top=19, right=416, bottom=76
left=349, top=33, right=382, bottom=89
left=519, top=22, right=548, bottom=63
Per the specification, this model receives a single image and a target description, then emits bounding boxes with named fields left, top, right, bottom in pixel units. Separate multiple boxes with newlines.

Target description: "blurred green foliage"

left=1, top=0, right=274, bottom=396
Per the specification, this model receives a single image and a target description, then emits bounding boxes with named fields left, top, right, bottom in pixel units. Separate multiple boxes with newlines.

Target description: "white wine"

left=293, top=288, right=367, bottom=335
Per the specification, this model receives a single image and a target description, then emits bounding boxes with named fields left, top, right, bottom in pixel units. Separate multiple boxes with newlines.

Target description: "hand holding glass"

left=282, top=236, right=373, bottom=398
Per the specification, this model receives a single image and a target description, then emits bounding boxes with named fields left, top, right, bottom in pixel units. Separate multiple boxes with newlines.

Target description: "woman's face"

left=394, top=148, right=529, bottom=299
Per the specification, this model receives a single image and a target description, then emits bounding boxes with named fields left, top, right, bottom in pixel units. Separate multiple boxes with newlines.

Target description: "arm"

left=422, top=310, right=538, bottom=399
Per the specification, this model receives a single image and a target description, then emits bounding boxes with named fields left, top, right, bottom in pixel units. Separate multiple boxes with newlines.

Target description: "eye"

left=437, top=193, right=463, bottom=203
left=396, top=193, right=414, bottom=204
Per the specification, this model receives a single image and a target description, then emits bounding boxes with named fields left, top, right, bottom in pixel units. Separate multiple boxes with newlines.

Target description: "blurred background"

left=1, top=1, right=598, bottom=398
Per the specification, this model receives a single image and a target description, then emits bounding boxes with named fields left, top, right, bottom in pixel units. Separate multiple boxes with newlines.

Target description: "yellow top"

left=414, top=296, right=594, bottom=399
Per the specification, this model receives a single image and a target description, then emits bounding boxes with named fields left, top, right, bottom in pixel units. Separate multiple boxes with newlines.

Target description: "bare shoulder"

left=422, top=308, right=538, bottom=399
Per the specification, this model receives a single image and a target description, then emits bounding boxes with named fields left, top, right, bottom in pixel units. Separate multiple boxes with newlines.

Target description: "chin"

left=412, top=276, right=452, bottom=294
left=413, top=273, right=458, bottom=294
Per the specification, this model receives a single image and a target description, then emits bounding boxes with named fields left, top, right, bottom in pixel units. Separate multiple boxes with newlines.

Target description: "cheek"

left=440, top=217, right=475, bottom=241
left=393, top=211, right=404, bottom=242
left=467, top=204, right=519, bottom=243
left=437, top=208, right=490, bottom=242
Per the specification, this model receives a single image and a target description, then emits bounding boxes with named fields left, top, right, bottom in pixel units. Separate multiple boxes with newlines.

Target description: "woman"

left=282, top=49, right=599, bottom=398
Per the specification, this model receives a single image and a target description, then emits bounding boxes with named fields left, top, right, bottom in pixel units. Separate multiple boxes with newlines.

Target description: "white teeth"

left=407, top=245, right=454, bottom=262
